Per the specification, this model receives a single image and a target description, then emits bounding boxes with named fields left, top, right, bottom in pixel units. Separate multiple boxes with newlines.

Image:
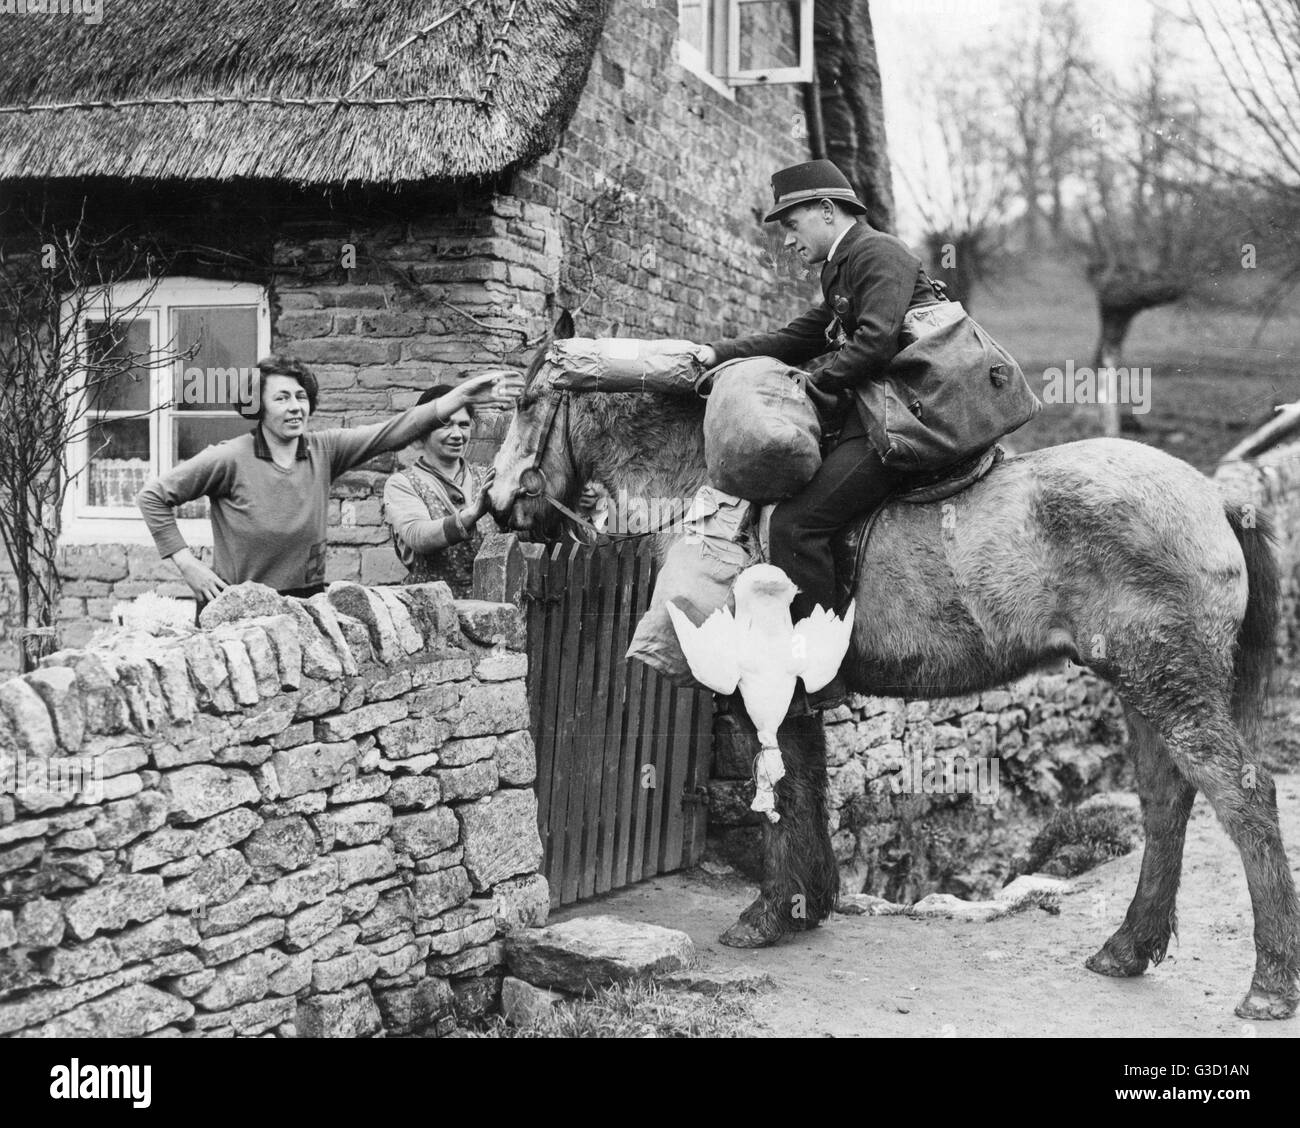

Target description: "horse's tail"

left=1226, top=501, right=1280, bottom=743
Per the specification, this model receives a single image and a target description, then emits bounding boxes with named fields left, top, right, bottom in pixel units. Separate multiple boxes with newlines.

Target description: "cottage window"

left=63, top=278, right=270, bottom=546
left=676, top=0, right=813, bottom=93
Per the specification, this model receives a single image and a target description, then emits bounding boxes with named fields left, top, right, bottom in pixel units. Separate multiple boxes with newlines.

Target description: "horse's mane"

left=569, top=390, right=708, bottom=503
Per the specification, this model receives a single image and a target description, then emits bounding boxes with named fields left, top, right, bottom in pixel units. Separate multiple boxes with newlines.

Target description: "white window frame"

left=676, top=0, right=735, bottom=99
left=727, top=0, right=815, bottom=86
left=675, top=0, right=814, bottom=94
left=61, top=277, right=271, bottom=547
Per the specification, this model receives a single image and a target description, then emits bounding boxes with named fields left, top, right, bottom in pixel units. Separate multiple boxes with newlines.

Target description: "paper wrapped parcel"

left=544, top=337, right=706, bottom=394
left=625, top=485, right=752, bottom=686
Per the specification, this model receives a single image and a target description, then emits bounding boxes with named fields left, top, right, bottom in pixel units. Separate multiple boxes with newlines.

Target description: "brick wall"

left=515, top=0, right=815, bottom=341
left=0, top=579, right=544, bottom=1037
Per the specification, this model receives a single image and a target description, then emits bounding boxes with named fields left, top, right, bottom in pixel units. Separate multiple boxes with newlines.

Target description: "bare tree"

left=1187, top=0, right=1300, bottom=318
left=1000, top=0, right=1092, bottom=250
left=1068, top=20, right=1234, bottom=435
left=896, top=69, right=1019, bottom=307
left=0, top=208, right=184, bottom=669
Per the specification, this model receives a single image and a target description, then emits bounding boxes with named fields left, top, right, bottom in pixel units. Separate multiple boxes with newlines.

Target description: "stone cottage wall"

left=0, top=580, right=544, bottom=1038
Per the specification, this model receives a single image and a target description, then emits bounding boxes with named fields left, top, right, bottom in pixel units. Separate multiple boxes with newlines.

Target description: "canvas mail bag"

left=702, top=357, right=822, bottom=502
left=859, top=300, right=1041, bottom=472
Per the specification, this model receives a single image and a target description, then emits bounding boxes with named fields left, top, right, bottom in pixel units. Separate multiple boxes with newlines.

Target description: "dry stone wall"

left=0, top=580, right=545, bottom=1038
left=710, top=669, right=1128, bottom=900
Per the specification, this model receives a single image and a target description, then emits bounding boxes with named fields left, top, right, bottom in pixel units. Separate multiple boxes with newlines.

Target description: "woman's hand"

left=468, top=468, right=496, bottom=523
left=451, top=370, right=526, bottom=413
left=170, top=548, right=228, bottom=604
left=693, top=345, right=718, bottom=368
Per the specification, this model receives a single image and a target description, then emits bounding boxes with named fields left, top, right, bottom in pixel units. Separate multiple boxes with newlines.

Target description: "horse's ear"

left=554, top=309, right=575, bottom=340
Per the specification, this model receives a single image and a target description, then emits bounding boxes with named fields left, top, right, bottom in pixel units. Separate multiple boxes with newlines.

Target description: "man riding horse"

left=693, top=160, right=949, bottom=710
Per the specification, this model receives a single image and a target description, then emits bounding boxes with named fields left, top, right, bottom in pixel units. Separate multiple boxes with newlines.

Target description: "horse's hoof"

left=719, top=919, right=783, bottom=949
left=1085, top=944, right=1147, bottom=978
left=1235, top=989, right=1299, bottom=1020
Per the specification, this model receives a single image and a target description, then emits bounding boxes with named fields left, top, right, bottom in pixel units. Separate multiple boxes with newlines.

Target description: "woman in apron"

left=382, top=385, right=493, bottom=596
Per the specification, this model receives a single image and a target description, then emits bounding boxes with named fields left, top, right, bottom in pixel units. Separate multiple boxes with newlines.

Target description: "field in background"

left=971, top=253, right=1300, bottom=473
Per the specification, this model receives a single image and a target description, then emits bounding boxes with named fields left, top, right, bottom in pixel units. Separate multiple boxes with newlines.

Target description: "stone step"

left=505, top=915, right=694, bottom=994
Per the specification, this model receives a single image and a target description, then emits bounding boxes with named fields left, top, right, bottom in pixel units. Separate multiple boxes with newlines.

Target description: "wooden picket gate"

left=522, top=538, right=713, bottom=908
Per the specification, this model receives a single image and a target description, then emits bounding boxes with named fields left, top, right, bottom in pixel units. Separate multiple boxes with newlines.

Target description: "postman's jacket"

left=708, top=221, right=935, bottom=422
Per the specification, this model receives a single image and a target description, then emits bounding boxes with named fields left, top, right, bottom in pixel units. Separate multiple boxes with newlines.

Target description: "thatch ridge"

left=0, top=0, right=611, bottom=184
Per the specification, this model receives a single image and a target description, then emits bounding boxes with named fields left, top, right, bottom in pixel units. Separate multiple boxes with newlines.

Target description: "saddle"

left=752, top=443, right=1006, bottom=610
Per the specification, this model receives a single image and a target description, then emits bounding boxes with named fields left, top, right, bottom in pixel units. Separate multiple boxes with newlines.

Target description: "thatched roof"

left=0, top=0, right=610, bottom=185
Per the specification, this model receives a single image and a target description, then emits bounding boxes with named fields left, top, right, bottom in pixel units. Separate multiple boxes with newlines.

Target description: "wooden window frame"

left=675, top=0, right=814, bottom=93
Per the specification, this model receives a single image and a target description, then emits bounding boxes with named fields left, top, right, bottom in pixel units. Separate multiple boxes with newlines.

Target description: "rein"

left=517, top=386, right=685, bottom=545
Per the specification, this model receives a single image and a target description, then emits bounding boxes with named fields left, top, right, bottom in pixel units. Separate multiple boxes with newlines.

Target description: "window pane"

left=173, top=415, right=249, bottom=519
left=735, top=0, right=802, bottom=70
left=172, top=306, right=260, bottom=413
left=679, top=0, right=708, bottom=54
left=173, top=415, right=248, bottom=461
left=85, top=319, right=152, bottom=412
left=85, top=417, right=151, bottom=509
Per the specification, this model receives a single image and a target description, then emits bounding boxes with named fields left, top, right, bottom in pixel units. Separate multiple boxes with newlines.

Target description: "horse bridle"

left=515, top=384, right=684, bottom=544
left=518, top=387, right=577, bottom=498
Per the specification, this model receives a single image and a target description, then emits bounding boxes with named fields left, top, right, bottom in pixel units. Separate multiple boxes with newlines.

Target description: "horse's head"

left=487, top=311, right=582, bottom=541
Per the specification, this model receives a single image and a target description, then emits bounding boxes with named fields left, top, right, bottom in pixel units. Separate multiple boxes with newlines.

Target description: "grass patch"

left=468, top=979, right=764, bottom=1039
left=973, top=253, right=1300, bottom=474
left=1014, top=805, right=1142, bottom=879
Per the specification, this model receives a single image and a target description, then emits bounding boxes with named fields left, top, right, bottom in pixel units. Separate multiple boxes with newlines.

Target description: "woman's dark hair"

left=418, top=383, right=475, bottom=420
left=254, top=355, right=319, bottom=419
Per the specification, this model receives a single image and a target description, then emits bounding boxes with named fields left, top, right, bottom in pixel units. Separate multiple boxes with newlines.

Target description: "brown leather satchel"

left=860, top=301, right=1041, bottom=472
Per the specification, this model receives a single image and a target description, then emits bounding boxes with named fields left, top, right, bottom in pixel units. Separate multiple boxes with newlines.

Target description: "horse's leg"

left=1137, top=704, right=1298, bottom=1019
left=1086, top=705, right=1197, bottom=977
left=720, top=707, right=838, bottom=948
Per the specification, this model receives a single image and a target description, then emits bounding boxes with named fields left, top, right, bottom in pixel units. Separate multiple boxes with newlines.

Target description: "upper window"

left=676, top=0, right=813, bottom=94
left=64, top=278, right=270, bottom=545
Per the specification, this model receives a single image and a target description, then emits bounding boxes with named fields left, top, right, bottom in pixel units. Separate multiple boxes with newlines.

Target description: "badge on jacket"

left=825, top=316, right=849, bottom=350
left=832, top=293, right=849, bottom=313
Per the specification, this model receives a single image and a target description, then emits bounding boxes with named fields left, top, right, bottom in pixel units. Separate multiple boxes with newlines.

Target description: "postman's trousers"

left=768, top=406, right=913, bottom=624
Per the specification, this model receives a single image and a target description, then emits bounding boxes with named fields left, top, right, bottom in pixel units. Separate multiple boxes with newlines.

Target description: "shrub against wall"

left=0, top=580, right=544, bottom=1038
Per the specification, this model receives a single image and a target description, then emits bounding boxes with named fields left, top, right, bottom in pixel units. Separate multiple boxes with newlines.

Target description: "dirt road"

left=551, top=774, right=1300, bottom=1038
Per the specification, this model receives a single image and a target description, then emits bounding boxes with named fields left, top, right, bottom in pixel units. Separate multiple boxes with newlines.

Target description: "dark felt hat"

left=764, top=159, right=869, bottom=222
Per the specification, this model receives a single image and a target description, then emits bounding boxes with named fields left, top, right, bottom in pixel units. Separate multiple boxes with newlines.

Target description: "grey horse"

left=488, top=347, right=1298, bottom=1022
